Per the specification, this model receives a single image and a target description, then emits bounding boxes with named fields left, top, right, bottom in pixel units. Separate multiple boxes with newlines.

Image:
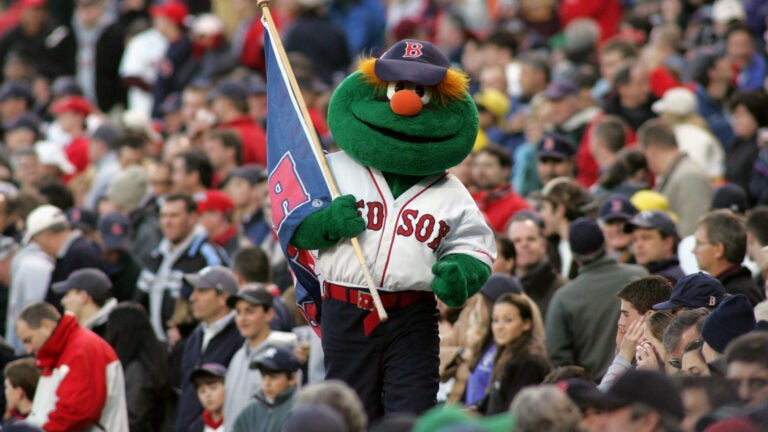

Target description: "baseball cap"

left=479, top=273, right=522, bottom=303
left=599, top=195, right=638, bottom=222
left=651, top=87, right=697, bottom=116
left=50, top=95, right=93, bottom=116
left=183, top=266, right=239, bottom=295
left=51, top=268, right=113, bottom=303
left=196, top=190, right=234, bottom=214
left=544, top=80, right=579, bottom=101
left=701, top=294, right=755, bottom=353
left=98, top=212, right=133, bottom=251
left=226, top=286, right=274, bottom=309
left=250, top=346, right=300, bottom=373
left=0, top=81, right=33, bottom=104
left=711, top=0, right=745, bottom=24
left=4, top=112, right=40, bottom=133
left=189, top=362, right=227, bottom=383
left=473, top=89, right=510, bottom=124
left=244, top=74, right=267, bottom=95
left=24, top=204, right=68, bottom=244
left=569, top=217, right=605, bottom=255
left=209, top=79, right=248, bottom=104
left=623, top=210, right=679, bottom=238
left=90, top=123, right=121, bottom=147
left=191, top=13, right=223, bottom=37
left=652, top=272, right=725, bottom=310
left=51, top=76, right=83, bottom=98
left=66, top=207, right=97, bottom=231
left=536, top=133, right=577, bottom=161
left=598, top=370, right=684, bottom=421
left=150, top=1, right=189, bottom=27
left=374, top=39, right=451, bottom=87
left=630, top=190, right=671, bottom=213
left=230, top=164, right=267, bottom=185
left=35, top=141, right=75, bottom=175
left=160, top=93, right=182, bottom=115
left=0, top=236, right=19, bottom=261
left=711, top=183, right=747, bottom=213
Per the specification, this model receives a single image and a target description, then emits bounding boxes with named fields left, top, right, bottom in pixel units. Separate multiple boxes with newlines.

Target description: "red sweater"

left=217, top=116, right=267, bottom=166
left=472, top=184, right=530, bottom=233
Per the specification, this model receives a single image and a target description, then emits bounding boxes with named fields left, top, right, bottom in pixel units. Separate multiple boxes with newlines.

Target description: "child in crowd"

left=232, top=346, right=300, bottom=432
left=3, top=358, right=40, bottom=424
left=189, top=363, right=228, bottom=432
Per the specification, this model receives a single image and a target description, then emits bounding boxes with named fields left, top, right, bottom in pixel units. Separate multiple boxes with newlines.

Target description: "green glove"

left=291, top=195, right=366, bottom=250
left=431, top=254, right=491, bottom=307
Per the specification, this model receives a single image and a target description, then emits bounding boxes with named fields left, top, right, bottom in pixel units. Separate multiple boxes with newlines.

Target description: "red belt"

left=322, top=282, right=434, bottom=336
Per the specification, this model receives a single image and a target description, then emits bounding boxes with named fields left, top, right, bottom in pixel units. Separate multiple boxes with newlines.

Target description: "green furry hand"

left=291, top=195, right=366, bottom=250
left=431, top=254, right=491, bottom=307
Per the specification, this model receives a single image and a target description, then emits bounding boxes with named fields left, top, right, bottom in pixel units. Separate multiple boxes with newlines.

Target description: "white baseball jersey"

left=316, top=151, right=496, bottom=293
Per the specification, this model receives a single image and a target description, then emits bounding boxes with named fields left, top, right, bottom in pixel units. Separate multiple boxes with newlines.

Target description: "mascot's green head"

left=327, top=40, right=479, bottom=176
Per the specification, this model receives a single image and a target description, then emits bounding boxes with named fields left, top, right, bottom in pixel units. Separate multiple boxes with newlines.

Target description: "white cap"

left=192, top=13, right=224, bottom=36
left=297, top=0, right=325, bottom=8
left=35, top=141, right=75, bottom=175
left=24, top=204, right=68, bottom=244
left=712, top=0, right=745, bottom=24
left=651, top=87, right=697, bottom=116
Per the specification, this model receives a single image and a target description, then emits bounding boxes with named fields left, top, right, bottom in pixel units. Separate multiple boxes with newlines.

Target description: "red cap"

left=50, top=96, right=93, bottom=116
left=20, top=0, right=46, bottom=9
left=150, top=1, right=188, bottom=27
left=197, top=190, right=234, bottom=214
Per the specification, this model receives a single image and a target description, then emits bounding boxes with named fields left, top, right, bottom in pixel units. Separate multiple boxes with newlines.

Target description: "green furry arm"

left=290, top=195, right=366, bottom=250
left=431, top=254, right=491, bottom=307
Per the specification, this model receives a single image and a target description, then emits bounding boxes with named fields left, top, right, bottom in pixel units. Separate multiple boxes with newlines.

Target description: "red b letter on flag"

left=403, top=42, right=423, bottom=58
left=270, top=153, right=311, bottom=230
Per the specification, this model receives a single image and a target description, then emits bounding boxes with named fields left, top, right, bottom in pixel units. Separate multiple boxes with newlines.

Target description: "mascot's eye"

left=386, top=82, right=433, bottom=104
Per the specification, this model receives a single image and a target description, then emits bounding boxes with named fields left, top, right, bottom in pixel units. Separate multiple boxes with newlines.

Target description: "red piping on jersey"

left=379, top=173, right=447, bottom=287
left=474, top=249, right=494, bottom=261
left=367, top=167, right=389, bottom=264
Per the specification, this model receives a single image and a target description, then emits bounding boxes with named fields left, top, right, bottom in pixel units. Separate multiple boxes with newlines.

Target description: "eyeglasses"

left=668, top=358, right=682, bottom=369
left=729, top=377, right=768, bottom=394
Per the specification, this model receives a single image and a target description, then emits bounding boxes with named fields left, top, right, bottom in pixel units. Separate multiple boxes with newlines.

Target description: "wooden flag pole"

left=258, top=0, right=388, bottom=321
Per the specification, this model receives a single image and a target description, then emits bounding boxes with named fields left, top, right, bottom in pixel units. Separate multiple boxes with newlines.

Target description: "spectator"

left=188, top=363, right=227, bottom=432
left=662, top=308, right=710, bottom=374
left=509, top=385, right=583, bottom=432
left=470, top=145, right=529, bottom=233
left=635, top=310, right=676, bottom=372
left=15, top=302, right=128, bottom=430
left=624, top=210, right=684, bottom=283
left=210, top=79, right=267, bottom=166
left=52, top=267, right=116, bottom=338
left=4, top=113, right=41, bottom=153
left=599, top=370, right=684, bottom=432
left=725, top=90, right=768, bottom=200
left=535, top=133, right=577, bottom=185
left=202, top=129, right=241, bottom=188
left=150, top=1, right=192, bottom=118
left=48, top=96, right=92, bottom=178
left=0, top=82, right=33, bottom=126
left=196, top=189, right=245, bottom=257
left=639, top=119, right=712, bottom=237
left=544, top=80, right=599, bottom=150
left=745, top=206, right=768, bottom=287
left=84, top=122, right=121, bottom=211
left=171, top=149, right=212, bottom=197
left=23, top=204, right=105, bottom=310
left=603, top=61, right=656, bottom=132
left=232, top=346, right=300, bottom=432
left=119, top=19, right=169, bottom=117
left=293, top=380, right=367, bottom=432
left=96, top=212, right=141, bottom=302
left=506, top=213, right=566, bottom=319
left=546, top=217, right=648, bottom=380
left=652, top=273, right=727, bottom=314
left=724, top=332, right=768, bottom=409
left=597, top=194, right=638, bottom=264
left=104, top=302, right=170, bottom=432
left=225, top=165, right=270, bottom=247
left=677, top=376, right=740, bottom=432
left=700, top=294, right=755, bottom=368
left=681, top=338, right=710, bottom=377
left=186, top=14, right=239, bottom=85
left=694, top=210, right=764, bottom=306
left=725, top=23, right=767, bottom=91
left=3, top=358, right=39, bottom=424
left=589, top=116, right=630, bottom=182
left=687, top=51, right=736, bottom=150
left=136, top=193, right=228, bottom=341
left=222, top=286, right=295, bottom=429
left=595, top=39, right=637, bottom=103
left=175, top=266, right=243, bottom=432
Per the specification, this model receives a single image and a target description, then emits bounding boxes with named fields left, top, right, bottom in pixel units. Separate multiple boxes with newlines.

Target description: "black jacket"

left=519, top=260, right=566, bottom=321
left=71, top=21, right=127, bottom=112
left=484, top=352, right=551, bottom=415
left=46, top=234, right=106, bottom=309
left=647, top=258, right=685, bottom=284
left=719, top=265, right=765, bottom=307
left=0, top=21, right=75, bottom=80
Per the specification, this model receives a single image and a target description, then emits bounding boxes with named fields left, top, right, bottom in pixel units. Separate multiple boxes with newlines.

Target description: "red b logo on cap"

left=611, top=199, right=622, bottom=213
left=112, top=223, right=122, bottom=236
left=544, top=137, right=554, bottom=150
left=403, top=42, right=423, bottom=58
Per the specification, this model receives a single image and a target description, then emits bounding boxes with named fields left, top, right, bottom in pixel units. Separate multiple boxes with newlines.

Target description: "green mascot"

left=291, top=40, right=496, bottom=421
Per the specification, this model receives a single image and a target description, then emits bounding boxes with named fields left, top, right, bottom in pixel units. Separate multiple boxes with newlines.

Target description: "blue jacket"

left=695, top=84, right=735, bottom=150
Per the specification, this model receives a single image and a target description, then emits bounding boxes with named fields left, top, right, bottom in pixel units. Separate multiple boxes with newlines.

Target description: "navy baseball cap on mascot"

left=289, top=39, right=494, bottom=422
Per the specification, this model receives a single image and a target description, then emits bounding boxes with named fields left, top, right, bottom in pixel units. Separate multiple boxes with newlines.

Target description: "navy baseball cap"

left=536, top=133, right=577, bottom=161
left=599, top=195, right=638, bottom=222
left=0, top=81, right=33, bottom=104
left=98, top=212, right=133, bottom=251
left=250, top=346, right=300, bottom=373
left=597, top=370, right=684, bottom=421
left=480, top=273, right=522, bottom=303
left=230, top=164, right=267, bottom=185
left=190, top=362, right=227, bottom=383
left=623, top=210, right=679, bottom=238
left=4, top=112, right=40, bottom=133
left=711, top=183, right=747, bottom=213
left=183, top=266, right=239, bottom=295
left=66, top=207, right=97, bottom=231
left=701, top=294, right=756, bottom=353
left=51, top=76, right=83, bottom=98
left=226, top=285, right=273, bottom=309
left=160, top=93, right=182, bottom=115
left=544, top=80, right=579, bottom=101
left=652, top=272, right=725, bottom=310
left=374, top=39, right=451, bottom=86
left=209, top=79, right=248, bottom=103
left=52, top=268, right=113, bottom=303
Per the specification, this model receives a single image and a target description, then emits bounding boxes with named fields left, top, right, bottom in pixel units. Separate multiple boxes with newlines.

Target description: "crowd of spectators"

left=0, top=0, right=763, bottom=431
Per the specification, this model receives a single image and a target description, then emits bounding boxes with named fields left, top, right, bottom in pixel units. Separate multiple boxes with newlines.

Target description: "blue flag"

left=264, top=22, right=333, bottom=331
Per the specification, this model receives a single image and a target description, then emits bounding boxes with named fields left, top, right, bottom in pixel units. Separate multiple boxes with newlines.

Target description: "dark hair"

left=728, top=90, right=768, bottom=128
left=617, top=276, right=673, bottom=315
left=611, top=61, right=633, bottom=90
left=206, top=129, right=243, bottom=164
left=476, top=144, right=512, bottom=169
left=105, top=302, right=169, bottom=387
left=113, top=131, right=146, bottom=151
left=543, top=179, right=592, bottom=222
left=697, top=210, right=747, bottom=264
left=593, top=115, right=628, bottom=155
left=192, top=374, right=224, bottom=389
left=175, top=150, right=213, bottom=189
left=519, top=52, right=551, bottom=83
left=484, top=29, right=518, bottom=57
left=675, top=376, right=739, bottom=410
left=597, top=148, right=648, bottom=190
left=491, top=293, right=541, bottom=381
left=724, top=332, right=768, bottom=371
left=495, top=233, right=516, bottom=262
left=541, top=365, right=593, bottom=384
left=638, top=119, right=678, bottom=150
left=647, top=310, right=675, bottom=342
left=724, top=22, right=754, bottom=44
left=746, top=206, right=768, bottom=246
left=39, top=180, right=75, bottom=211
left=4, top=358, right=40, bottom=401
left=599, top=38, right=638, bottom=60
left=163, top=193, right=197, bottom=213
left=663, top=308, right=709, bottom=355
left=231, top=246, right=271, bottom=283
left=18, top=302, right=60, bottom=329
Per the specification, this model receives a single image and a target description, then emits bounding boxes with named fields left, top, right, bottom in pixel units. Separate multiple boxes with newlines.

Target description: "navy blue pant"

left=321, top=294, right=439, bottom=422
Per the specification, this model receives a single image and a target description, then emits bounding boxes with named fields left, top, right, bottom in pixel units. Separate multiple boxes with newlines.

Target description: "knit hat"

left=480, top=273, right=522, bottom=303
left=569, top=217, right=605, bottom=255
left=107, top=166, right=148, bottom=211
left=701, top=294, right=755, bottom=353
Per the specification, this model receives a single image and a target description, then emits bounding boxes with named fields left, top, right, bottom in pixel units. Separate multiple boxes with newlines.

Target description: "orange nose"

left=390, top=89, right=423, bottom=116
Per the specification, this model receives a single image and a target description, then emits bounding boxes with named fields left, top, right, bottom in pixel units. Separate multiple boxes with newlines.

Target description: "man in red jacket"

left=210, top=79, right=267, bottom=166
left=15, top=302, right=128, bottom=431
left=471, top=145, right=529, bottom=233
